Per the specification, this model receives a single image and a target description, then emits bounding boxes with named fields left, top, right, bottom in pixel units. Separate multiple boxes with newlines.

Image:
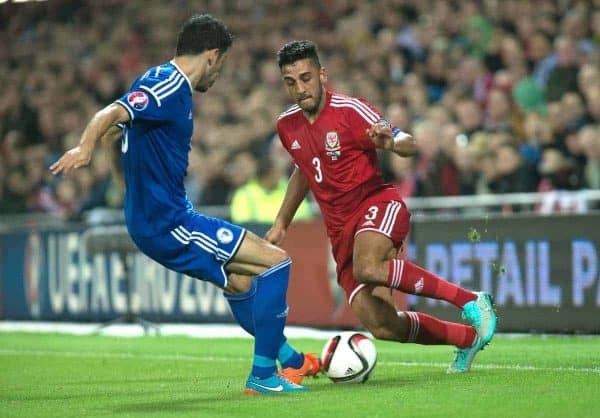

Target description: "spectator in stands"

left=453, top=144, right=479, bottom=196
left=439, top=122, right=462, bottom=162
left=413, top=120, right=459, bottom=197
left=512, top=78, right=547, bottom=115
left=454, top=99, right=484, bottom=142
left=389, top=154, right=416, bottom=199
left=561, top=92, right=590, bottom=135
left=578, top=126, right=600, bottom=190
left=225, top=151, right=258, bottom=204
left=484, top=88, right=517, bottom=134
left=489, top=144, right=538, bottom=195
left=455, top=56, right=492, bottom=105
left=423, top=50, right=448, bottom=103
left=537, top=148, right=582, bottom=192
left=498, top=35, right=527, bottom=85
left=577, top=64, right=600, bottom=102
left=230, top=156, right=313, bottom=224
left=545, top=36, right=580, bottom=102
left=0, top=171, right=29, bottom=214
left=561, top=7, right=596, bottom=57
left=521, top=112, right=554, bottom=168
left=528, top=31, right=556, bottom=89
left=384, top=103, right=412, bottom=134
left=583, top=87, right=600, bottom=124
left=536, top=148, right=587, bottom=214
left=1, top=0, right=597, bottom=219
left=547, top=100, right=568, bottom=143
left=78, top=152, right=117, bottom=213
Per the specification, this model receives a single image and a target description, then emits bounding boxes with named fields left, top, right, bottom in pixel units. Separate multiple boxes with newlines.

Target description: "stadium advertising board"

left=1, top=214, right=598, bottom=332
left=0, top=221, right=366, bottom=327
left=411, top=214, right=600, bottom=333
left=1, top=228, right=231, bottom=322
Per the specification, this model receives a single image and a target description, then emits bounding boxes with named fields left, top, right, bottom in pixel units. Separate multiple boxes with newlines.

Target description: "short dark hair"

left=277, top=40, right=321, bottom=69
left=175, top=14, right=233, bottom=56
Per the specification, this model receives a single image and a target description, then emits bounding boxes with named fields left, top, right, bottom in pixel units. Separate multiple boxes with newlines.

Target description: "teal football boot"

left=448, top=292, right=497, bottom=373
left=244, top=374, right=308, bottom=394
left=462, top=292, right=497, bottom=347
left=447, top=336, right=482, bottom=373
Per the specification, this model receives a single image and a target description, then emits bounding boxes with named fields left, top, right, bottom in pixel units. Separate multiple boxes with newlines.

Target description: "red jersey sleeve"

left=276, top=120, right=286, bottom=148
left=276, top=119, right=295, bottom=164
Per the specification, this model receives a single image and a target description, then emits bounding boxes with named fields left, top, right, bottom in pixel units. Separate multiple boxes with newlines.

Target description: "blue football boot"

left=244, top=374, right=308, bottom=394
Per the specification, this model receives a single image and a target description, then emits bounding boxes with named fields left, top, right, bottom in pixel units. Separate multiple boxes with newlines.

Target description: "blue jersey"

left=115, top=61, right=194, bottom=238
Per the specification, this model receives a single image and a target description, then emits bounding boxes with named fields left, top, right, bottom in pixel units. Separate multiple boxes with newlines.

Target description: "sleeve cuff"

left=115, top=100, right=134, bottom=121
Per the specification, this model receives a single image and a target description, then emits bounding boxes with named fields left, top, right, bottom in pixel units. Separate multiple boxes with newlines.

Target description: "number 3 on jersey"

left=312, top=157, right=323, bottom=183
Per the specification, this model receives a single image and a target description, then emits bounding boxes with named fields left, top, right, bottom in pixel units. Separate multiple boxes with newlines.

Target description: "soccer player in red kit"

left=267, top=40, right=497, bottom=373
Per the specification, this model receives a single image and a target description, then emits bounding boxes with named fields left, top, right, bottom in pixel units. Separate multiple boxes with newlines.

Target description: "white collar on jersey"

left=169, top=60, right=193, bottom=94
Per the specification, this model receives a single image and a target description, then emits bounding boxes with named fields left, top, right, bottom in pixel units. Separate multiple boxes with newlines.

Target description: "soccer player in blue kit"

left=50, top=14, right=319, bottom=394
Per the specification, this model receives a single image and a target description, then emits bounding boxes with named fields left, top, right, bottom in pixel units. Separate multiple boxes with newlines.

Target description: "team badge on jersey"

left=216, top=227, right=234, bottom=244
left=325, top=131, right=341, bottom=160
left=127, top=91, right=149, bottom=111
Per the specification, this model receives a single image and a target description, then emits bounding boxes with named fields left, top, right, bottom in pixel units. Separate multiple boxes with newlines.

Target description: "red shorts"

left=329, top=188, right=411, bottom=304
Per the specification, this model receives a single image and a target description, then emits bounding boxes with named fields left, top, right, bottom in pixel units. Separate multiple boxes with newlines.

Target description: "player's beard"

left=298, top=86, right=323, bottom=115
left=195, top=77, right=212, bottom=92
left=195, top=71, right=218, bottom=92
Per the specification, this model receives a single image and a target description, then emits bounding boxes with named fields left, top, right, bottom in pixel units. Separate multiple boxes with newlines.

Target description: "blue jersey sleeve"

left=115, top=67, right=184, bottom=122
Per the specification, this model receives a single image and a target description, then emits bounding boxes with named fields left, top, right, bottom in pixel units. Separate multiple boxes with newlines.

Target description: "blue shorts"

left=131, top=212, right=246, bottom=288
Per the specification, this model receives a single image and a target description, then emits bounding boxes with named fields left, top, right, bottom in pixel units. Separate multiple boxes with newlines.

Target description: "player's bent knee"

left=264, top=244, right=288, bottom=266
left=358, top=309, right=408, bottom=342
left=367, top=324, right=397, bottom=341
left=353, top=263, right=379, bottom=285
left=226, top=274, right=254, bottom=294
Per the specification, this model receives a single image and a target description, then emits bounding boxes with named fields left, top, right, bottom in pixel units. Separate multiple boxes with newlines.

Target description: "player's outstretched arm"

left=265, top=167, right=310, bottom=245
left=50, top=103, right=130, bottom=176
left=101, top=126, right=125, bottom=189
left=366, top=124, right=417, bottom=157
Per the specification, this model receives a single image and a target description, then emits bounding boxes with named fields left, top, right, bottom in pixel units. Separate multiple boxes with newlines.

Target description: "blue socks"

left=224, top=280, right=256, bottom=336
left=278, top=340, right=304, bottom=369
left=251, top=258, right=290, bottom=378
left=224, top=258, right=303, bottom=378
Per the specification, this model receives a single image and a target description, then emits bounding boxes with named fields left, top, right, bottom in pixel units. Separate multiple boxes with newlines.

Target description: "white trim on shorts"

left=348, top=283, right=368, bottom=305
left=354, top=200, right=403, bottom=238
left=225, top=228, right=246, bottom=265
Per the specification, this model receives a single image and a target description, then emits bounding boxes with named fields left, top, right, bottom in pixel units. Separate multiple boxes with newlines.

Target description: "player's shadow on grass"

left=116, top=373, right=445, bottom=413
left=59, top=377, right=185, bottom=387
left=117, top=393, right=242, bottom=413
left=8, top=388, right=171, bottom=403
left=314, top=371, right=444, bottom=390
left=6, top=378, right=186, bottom=403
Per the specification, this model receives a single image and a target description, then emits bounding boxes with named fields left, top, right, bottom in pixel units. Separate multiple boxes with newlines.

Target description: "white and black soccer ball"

left=320, top=331, right=377, bottom=383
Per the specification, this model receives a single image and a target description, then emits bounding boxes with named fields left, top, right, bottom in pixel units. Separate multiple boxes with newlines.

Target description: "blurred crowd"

left=1, top=0, right=599, bottom=220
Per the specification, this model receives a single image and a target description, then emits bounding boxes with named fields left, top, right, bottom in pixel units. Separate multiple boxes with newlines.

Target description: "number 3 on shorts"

left=365, top=206, right=378, bottom=220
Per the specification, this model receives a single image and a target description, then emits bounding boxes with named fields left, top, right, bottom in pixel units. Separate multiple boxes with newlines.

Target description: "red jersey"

left=277, top=91, right=393, bottom=234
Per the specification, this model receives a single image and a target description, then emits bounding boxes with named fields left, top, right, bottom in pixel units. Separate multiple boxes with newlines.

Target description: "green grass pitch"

left=1, top=332, right=598, bottom=418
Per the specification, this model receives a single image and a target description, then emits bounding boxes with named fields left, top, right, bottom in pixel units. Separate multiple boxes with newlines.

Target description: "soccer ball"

left=320, top=331, right=377, bottom=383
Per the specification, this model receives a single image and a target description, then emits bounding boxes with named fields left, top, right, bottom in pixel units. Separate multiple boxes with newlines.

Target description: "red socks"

left=388, top=259, right=477, bottom=308
left=404, top=311, right=476, bottom=348
left=385, top=260, right=478, bottom=348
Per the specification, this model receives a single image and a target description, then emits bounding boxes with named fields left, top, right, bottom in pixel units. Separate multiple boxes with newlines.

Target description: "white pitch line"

left=1, top=349, right=598, bottom=374
left=380, top=360, right=600, bottom=374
